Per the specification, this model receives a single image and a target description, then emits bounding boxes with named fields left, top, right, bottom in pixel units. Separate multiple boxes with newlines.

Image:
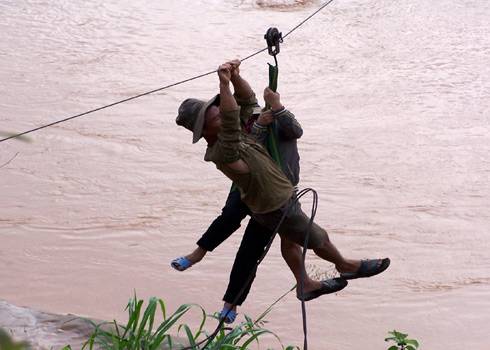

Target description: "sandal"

left=340, top=258, right=390, bottom=280
left=170, top=256, right=193, bottom=271
left=297, top=277, right=348, bottom=301
left=219, top=307, right=237, bottom=324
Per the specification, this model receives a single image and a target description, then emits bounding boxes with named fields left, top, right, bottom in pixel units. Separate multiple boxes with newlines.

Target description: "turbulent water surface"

left=1, top=0, right=489, bottom=349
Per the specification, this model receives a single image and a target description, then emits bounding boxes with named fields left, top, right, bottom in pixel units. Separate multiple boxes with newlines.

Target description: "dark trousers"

left=196, top=190, right=275, bottom=306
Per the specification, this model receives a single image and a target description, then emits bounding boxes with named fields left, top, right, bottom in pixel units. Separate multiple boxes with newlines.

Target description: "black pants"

left=197, top=190, right=275, bottom=306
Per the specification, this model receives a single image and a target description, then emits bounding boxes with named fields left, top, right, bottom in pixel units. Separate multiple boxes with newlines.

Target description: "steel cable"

left=0, top=0, right=335, bottom=144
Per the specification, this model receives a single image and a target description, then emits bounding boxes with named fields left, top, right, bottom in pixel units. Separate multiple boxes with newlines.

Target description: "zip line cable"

left=0, top=71, right=217, bottom=144
left=283, top=0, right=335, bottom=40
left=2, top=1, right=336, bottom=346
left=0, top=0, right=335, bottom=144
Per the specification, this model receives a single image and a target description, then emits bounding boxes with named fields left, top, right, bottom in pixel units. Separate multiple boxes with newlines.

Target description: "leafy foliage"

left=81, top=292, right=298, bottom=350
left=385, top=330, right=419, bottom=350
left=0, top=328, right=30, bottom=350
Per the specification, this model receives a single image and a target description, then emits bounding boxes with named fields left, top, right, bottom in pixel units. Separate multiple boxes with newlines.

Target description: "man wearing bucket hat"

left=175, top=61, right=390, bottom=321
left=174, top=59, right=325, bottom=323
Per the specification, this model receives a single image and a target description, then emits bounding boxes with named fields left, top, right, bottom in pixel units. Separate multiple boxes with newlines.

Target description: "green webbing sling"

left=265, top=63, right=282, bottom=169
left=229, top=64, right=282, bottom=194
left=230, top=28, right=283, bottom=193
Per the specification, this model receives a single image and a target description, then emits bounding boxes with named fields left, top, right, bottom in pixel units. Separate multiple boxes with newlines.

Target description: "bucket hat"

left=176, top=94, right=220, bottom=143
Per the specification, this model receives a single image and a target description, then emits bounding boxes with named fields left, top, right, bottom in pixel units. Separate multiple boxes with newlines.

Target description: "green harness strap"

left=265, top=63, right=283, bottom=169
left=230, top=61, right=282, bottom=194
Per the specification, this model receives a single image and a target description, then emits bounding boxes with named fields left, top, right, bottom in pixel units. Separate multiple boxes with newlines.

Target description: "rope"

left=299, top=189, right=319, bottom=350
left=0, top=0, right=335, bottom=144
left=183, top=188, right=319, bottom=350
left=283, top=0, right=336, bottom=40
left=0, top=71, right=217, bottom=143
left=0, top=152, right=20, bottom=169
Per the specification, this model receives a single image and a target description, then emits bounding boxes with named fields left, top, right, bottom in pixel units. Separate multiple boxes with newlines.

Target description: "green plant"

left=0, top=328, right=30, bottom=350
left=81, top=290, right=297, bottom=350
left=82, top=295, right=192, bottom=349
left=385, top=330, right=419, bottom=350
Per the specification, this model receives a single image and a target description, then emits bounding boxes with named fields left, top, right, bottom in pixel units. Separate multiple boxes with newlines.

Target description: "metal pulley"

left=264, top=27, right=283, bottom=56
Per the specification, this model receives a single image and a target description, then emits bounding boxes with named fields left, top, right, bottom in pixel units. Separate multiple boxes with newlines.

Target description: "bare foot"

left=297, top=279, right=323, bottom=295
left=335, top=259, right=362, bottom=274
left=223, top=302, right=237, bottom=312
left=171, top=247, right=208, bottom=271
left=185, top=247, right=207, bottom=264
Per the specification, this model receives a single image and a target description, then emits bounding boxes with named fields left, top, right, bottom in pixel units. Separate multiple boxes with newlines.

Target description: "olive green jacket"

left=204, top=95, right=294, bottom=214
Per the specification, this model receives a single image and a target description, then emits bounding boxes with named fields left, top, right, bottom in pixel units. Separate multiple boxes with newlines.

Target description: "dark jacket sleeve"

left=274, top=108, right=303, bottom=140
left=250, top=122, right=268, bottom=145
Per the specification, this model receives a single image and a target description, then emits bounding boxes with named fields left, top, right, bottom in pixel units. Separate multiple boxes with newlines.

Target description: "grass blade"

left=178, top=324, right=197, bottom=349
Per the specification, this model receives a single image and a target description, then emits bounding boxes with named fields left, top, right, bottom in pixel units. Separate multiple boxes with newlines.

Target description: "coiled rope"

left=184, top=188, right=319, bottom=350
left=0, top=0, right=335, bottom=144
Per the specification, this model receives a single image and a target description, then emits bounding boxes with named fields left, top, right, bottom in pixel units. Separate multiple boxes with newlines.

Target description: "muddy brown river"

left=1, top=0, right=489, bottom=349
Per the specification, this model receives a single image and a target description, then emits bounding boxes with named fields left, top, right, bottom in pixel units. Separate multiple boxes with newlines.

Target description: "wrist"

left=254, top=120, right=268, bottom=128
left=271, top=104, right=284, bottom=113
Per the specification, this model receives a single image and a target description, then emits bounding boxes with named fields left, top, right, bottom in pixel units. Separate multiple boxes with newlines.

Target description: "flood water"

left=1, top=0, right=489, bottom=349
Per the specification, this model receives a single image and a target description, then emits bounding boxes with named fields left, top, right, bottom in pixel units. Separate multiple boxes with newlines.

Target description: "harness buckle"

left=264, top=27, right=283, bottom=56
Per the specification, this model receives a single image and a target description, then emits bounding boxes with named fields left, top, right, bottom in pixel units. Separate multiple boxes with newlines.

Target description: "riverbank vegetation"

left=1, top=294, right=419, bottom=349
left=385, top=330, right=419, bottom=350
left=0, top=328, right=30, bottom=350
left=78, top=292, right=298, bottom=350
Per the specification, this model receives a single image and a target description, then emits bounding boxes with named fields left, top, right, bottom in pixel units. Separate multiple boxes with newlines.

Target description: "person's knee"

left=219, top=208, right=246, bottom=231
left=280, top=236, right=299, bottom=252
left=308, top=230, right=330, bottom=250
